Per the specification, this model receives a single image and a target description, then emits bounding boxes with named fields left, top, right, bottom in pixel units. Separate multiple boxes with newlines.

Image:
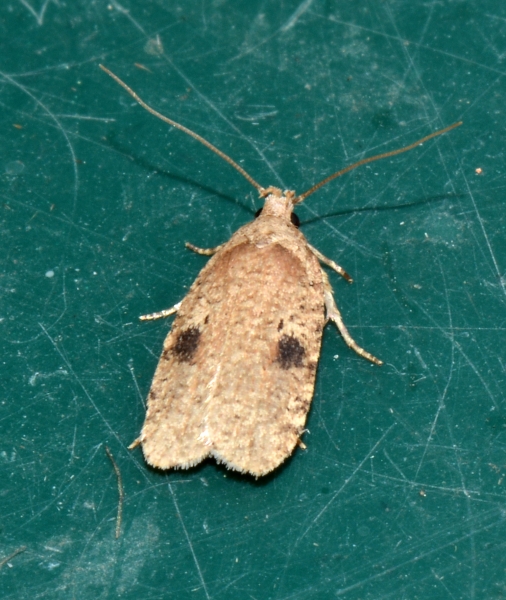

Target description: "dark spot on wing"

left=277, top=319, right=284, bottom=331
left=173, top=326, right=201, bottom=363
left=277, top=334, right=305, bottom=369
left=293, top=395, right=310, bottom=415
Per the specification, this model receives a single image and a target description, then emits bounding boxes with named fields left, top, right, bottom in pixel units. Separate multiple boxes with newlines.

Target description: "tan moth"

left=100, top=65, right=461, bottom=477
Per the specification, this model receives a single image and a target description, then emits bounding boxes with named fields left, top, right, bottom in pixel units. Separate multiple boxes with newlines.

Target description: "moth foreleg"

left=321, top=270, right=383, bottom=365
left=185, top=242, right=225, bottom=255
left=139, top=301, right=182, bottom=321
left=140, top=241, right=224, bottom=321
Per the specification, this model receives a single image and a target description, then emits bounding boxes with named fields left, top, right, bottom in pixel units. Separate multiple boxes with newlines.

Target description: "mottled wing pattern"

left=140, top=222, right=325, bottom=476
left=139, top=247, right=229, bottom=471
left=206, top=242, right=324, bottom=475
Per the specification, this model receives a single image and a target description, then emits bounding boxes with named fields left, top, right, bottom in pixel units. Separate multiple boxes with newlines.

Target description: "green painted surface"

left=1, top=1, right=505, bottom=598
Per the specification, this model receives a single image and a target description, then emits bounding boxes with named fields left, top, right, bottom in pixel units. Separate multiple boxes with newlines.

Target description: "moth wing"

left=205, top=241, right=324, bottom=475
left=140, top=236, right=324, bottom=476
left=139, top=345, right=211, bottom=470
left=138, top=249, right=228, bottom=470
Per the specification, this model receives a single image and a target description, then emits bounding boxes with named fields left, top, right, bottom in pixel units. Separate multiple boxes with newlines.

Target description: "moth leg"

left=296, top=436, right=307, bottom=450
left=321, top=270, right=383, bottom=365
left=140, top=241, right=222, bottom=321
left=140, top=301, right=182, bottom=321
left=185, top=242, right=225, bottom=256
left=308, top=243, right=352, bottom=283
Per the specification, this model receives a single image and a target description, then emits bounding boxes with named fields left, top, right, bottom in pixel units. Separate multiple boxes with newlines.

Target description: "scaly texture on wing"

left=139, top=222, right=325, bottom=476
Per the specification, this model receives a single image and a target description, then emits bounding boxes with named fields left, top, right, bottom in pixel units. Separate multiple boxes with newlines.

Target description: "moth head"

left=255, top=186, right=300, bottom=228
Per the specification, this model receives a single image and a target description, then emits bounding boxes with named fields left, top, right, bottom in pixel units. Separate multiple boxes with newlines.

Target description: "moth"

left=100, top=65, right=461, bottom=476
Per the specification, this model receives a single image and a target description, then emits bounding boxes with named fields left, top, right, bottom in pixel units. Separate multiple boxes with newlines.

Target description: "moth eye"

left=290, top=212, right=300, bottom=228
left=254, top=208, right=262, bottom=218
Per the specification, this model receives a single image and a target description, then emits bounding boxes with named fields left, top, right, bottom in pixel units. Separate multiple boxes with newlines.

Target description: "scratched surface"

left=1, top=1, right=506, bottom=598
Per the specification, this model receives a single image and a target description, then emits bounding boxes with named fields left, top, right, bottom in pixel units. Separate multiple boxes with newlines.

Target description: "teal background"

left=1, top=1, right=505, bottom=598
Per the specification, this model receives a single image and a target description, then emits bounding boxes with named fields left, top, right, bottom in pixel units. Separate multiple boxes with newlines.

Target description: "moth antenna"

left=294, top=121, right=462, bottom=204
left=99, top=64, right=264, bottom=193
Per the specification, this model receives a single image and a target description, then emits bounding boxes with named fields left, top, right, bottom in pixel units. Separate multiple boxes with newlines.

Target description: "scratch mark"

left=109, top=0, right=145, bottom=33
left=414, top=258, right=455, bottom=482
left=162, top=57, right=285, bottom=188
left=281, top=0, right=315, bottom=32
left=297, top=423, right=395, bottom=542
left=18, top=0, right=54, bottom=25
left=335, top=516, right=499, bottom=596
left=53, top=114, right=117, bottom=122
left=39, top=323, right=116, bottom=438
left=128, top=361, right=145, bottom=409
left=461, top=175, right=506, bottom=300
left=409, top=304, right=498, bottom=410
left=383, top=449, right=409, bottom=482
left=38, top=323, right=149, bottom=475
left=70, top=422, right=77, bottom=459
left=321, top=12, right=506, bottom=78
left=0, top=70, right=79, bottom=238
left=109, top=4, right=285, bottom=188
left=413, top=257, right=477, bottom=596
left=20, top=444, right=102, bottom=527
left=169, top=484, right=210, bottom=600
